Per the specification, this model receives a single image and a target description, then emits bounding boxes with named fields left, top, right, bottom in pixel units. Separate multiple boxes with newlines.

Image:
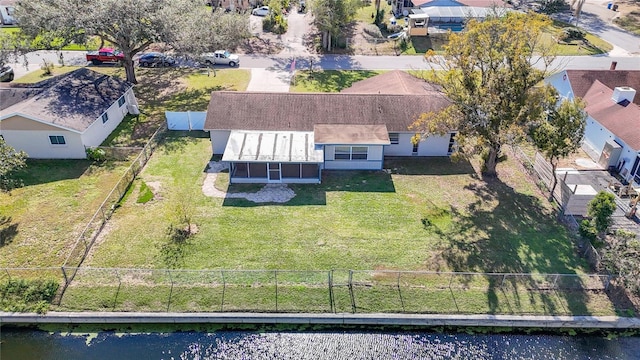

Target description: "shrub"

left=364, top=24, right=383, bottom=38
left=386, top=24, right=403, bottom=34
left=578, top=219, right=597, bottom=243
left=262, top=15, right=288, bottom=34
left=559, top=28, right=585, bottom=42
left=587, top=191, right=617, bottom=236
left=0, top=278, right=59, bottom=313
left=40, top=61, right=54, bottom=76
left=85, top=147, right=107, bottom=162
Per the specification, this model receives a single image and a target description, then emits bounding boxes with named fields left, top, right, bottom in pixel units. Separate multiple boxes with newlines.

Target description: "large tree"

left=531, top=94, right=586, bottom=197
left=411, top=12, right=557, bottom=177
left=15, top=0, right=248, bottom=84
left=311, top=0, right=359, bottom=51
left=0, top=139, right=27, bottom=192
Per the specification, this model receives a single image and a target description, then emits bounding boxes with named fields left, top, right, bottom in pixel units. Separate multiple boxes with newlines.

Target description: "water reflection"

left=2, top=328, right=639, bottom=360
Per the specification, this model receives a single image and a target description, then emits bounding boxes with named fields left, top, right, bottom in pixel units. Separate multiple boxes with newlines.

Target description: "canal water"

left=2, top=327, right=640, bottom=359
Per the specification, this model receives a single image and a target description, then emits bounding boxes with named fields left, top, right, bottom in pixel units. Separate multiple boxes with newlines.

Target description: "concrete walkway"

left=246, top=67, right=293, bottom=92
left=2, top=312, right=640, bottom=329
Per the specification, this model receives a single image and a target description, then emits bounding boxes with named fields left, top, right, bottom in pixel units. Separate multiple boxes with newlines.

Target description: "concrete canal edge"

left=1, top=312, right=640, bottom=329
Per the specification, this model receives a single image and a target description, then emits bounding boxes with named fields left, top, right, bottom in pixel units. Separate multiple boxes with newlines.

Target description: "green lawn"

left=62, top=131, right=617, bottom=315
left=291, top=70, right=384, bottom=92
left=0, top=160, right=132, bottom=267
left=0, top=27, right=101, bottom=51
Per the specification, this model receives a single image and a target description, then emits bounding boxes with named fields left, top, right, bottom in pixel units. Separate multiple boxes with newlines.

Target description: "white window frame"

left=118, top=96, right=126, bottom=107
left=389, top=133, right=399, bottom=145
left=334, top=146, right=368, bottom=161
left=101, top=112, right=109, bottom=123
left=49, top=135, right=66, bottom=145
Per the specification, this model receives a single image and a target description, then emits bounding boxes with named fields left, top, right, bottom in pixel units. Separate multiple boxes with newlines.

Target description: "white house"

left=546, top=68, right=640, bottom=186
left=0, top=68, right=138, bottom=159
left=204, top=71, right=455, bottom=184
left=0, top=0, right=16, bottom=25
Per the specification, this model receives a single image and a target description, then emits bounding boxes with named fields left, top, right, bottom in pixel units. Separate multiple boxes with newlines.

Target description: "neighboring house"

left=0, top=0, right=16, bottom=25
left=546, top=68, right=640, bottom=186
left=204, top=71, right=454, bottom=184
left=395, top=0, right=511, bottom=34
left=0, top=68, right=137, bottom=159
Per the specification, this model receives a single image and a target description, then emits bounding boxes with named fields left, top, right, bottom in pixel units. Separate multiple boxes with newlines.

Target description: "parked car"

left=0, top=65, right=14, bottom=82
left=201, top=50, right=240, bottom=67
left=252, top=6, right=269, bottom=16
left=86, top=48, right=124, bottom=65
left=138, top=52, right=176, bottom=67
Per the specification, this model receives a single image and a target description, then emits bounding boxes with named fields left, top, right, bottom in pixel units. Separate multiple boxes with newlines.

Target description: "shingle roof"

left=566, top=70, right=640, bottom=106
left=204, top=91, right=451, bottom=133
left=583, top=80, right=640, bottom=150
left=340, top=70, right=442, bottom=95
left=0, top=68, right=133, bottom=132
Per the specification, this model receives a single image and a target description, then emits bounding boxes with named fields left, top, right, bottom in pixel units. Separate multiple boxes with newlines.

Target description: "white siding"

left=323, top=144, right=384, bottom=170
left=545, top=71, right=574, bottom=101
left=384, top=132, right=451, bottom=156
left=1, top=130, right=85, bottom=158
left=211, top=130, right=231, bottom=154
left=583, top=116, right=612, bottom=156
left=81, top=88, right=132, bottom=147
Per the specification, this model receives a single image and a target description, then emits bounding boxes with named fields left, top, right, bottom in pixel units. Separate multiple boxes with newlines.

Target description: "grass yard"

left=540, top=20, right=613, bottom=56
left=66, top=132, right=618, bottom=315
left=0, top=27, right=101, bottom=51
left=291, top=70, right=384, bottom=92
left=0, top=160, right=132, bottom=267
left=86, top=134, right=585, bottom=274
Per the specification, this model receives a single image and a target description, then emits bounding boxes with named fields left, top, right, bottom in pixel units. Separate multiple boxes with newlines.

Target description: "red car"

left=86, top=48, right=124, bottom=65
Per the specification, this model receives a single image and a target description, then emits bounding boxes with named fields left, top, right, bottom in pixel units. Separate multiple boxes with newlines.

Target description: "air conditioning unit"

left=128, top=104, right=140, bottom=115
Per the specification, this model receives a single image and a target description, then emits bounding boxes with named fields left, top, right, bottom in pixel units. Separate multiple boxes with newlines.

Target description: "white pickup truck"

left=201, top=50, right=240, bottom=67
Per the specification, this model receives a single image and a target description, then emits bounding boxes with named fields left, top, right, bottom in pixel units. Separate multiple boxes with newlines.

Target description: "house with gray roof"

left=546, top=68, right=640, bottom=186
left=204, top=71, right=453, bottom=184
left=0, top=68, right=138, bottom=159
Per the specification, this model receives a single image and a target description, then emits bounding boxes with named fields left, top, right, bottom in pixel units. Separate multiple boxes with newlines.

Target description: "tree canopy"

left=531, top=95, right=586, bottom=196
left=411, top=12, right=557, bottom=177
left=311, top=0, right=359, bottom=51
left=15, top=0, right=249, bottom=83
left=0, top=138, right=27, bottom=192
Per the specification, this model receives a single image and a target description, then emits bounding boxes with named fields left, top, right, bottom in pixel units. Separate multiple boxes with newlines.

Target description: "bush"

left=559, top=28, right=586, bottom=42
left=85, top=147, right=107, bottom=162
left=587, top=191, right=617, bottom=235
left=262, top=15, right=288, bottom=34
left=0, top=278, right=59, bottom=313
left=363, top=24, right=383, bottom=38
left=579, top=219, right=597, bottom=243
left=40, top=61, right=54, bottom=76
left=386, top=24, right=403, bottom=34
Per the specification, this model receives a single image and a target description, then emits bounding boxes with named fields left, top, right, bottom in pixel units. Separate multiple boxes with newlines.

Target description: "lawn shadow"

left=292, top=69, right=381, bottom=92
left=385, top=156, right=477, bottom=176
left=160, top=131, right=211, bottom=154
left=0, top=215, right=18, bottom=247
left=434, top=175, right=593, bottom=315
left=13, top=159, right=92, bottom=186
left=221, top=169, right=395, bottom=207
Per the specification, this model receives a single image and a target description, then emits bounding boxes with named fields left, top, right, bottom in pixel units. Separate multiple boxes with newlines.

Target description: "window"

left=389, top=133, right=399, bottom=145
left=118, top=96, right=126, bottom=107
left=334, top=146, right=351, bottom=160
left=447, top=133, right=457, bottom=154
left=412, top=142, right=418, bottom=154
left=49, top=135, right=66, bottom=145
left=334, top=146, right=368, bottom=161
left=101, top=113, right=109, bottom=123
left=352, top=146, right=368, bottom=160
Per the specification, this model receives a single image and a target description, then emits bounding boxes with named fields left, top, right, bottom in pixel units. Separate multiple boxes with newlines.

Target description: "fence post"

left=448, top=273, right=460, bottom=313
left=501, top=273, right=506, bottom=288
left=328, top=270, right=334, bottom=313
left=220, top=270, right=226, bottom=312
left=397, top=271, right=405, bottom=312
left=274, top=270, right=278, bottom=312
left=348, top=270, right=356, bottom=313
left=167, top=269, right=174, bottom=312
left=605, top=274, right=612, bottom=291
left=6, top=268, right=11, bottom=281
left=61, top=267, right=68, bottom=285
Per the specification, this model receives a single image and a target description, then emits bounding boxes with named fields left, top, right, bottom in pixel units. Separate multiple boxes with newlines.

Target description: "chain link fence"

left=39, top=268, right=613, bottom=315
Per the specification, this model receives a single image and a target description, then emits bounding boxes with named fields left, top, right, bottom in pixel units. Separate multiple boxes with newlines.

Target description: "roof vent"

left=612, top=86, right=636, bottom=104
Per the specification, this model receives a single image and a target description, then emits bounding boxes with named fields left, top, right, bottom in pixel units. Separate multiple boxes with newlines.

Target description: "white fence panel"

left=165, top=111, right=207, bottom=131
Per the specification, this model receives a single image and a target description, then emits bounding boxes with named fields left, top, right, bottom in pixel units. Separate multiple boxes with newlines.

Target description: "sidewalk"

left=2, top=312, right=639, bottom=329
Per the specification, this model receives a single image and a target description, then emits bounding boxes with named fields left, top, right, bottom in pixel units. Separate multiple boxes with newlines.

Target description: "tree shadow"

left=434, top=176, right=593, bottom=315
left=160, top=131, right=211, bottom=154
left=0, top=215, right=18, bottom=247
left=292, top=69, right=381, bottom=92
left=385, top=156, right=477, bottom=176
left=12, top=159, right=92, bottom=186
